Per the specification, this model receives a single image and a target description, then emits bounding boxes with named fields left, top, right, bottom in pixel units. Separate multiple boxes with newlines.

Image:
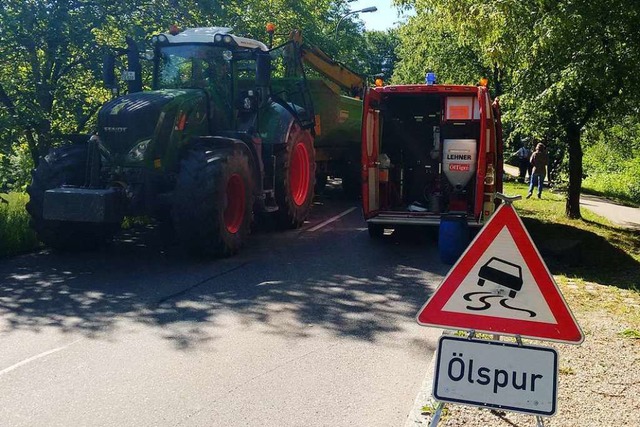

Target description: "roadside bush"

left=0, top=141, right=34, bottom=192
left=0, top=193, right=39, bottom=257
left=582, top=140, right=640, bottom=204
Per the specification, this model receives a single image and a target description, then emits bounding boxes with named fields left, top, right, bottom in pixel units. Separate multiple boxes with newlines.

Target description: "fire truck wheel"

left=26, top=144, right=120, bottom=251
left=275, top=123, right=316, bottom=229
left=173, top=147, right=253, bottom=257
left=367, top=223, right=384, bottom=239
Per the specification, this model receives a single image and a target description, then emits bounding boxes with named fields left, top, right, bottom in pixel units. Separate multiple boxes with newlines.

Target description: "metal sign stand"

left=428, top=195, right=547, bottom=427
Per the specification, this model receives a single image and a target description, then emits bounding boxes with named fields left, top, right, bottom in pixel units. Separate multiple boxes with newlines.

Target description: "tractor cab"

left=150, top=27, right=272, bottom=131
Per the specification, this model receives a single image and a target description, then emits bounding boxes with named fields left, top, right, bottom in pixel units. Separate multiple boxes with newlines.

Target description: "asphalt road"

left=0, top=188, right=445, bottom=427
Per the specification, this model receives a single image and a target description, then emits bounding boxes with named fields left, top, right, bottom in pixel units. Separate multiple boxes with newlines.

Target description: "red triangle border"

left=417, top=204, right=584, bottom=344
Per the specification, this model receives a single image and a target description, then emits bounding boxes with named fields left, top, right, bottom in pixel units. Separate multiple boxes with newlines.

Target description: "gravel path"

left=420, top=283, right=640, bottom=427
left=579, top=194, right=640, bottom=230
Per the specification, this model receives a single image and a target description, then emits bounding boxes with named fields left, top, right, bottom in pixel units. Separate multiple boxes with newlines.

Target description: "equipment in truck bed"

left=361, top=82, right=504, bottom=240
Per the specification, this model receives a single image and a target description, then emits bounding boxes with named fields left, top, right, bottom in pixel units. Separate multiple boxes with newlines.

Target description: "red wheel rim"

left=224, top=173, right=245, bottom=234
left=290, top=141, right=310, bottom=206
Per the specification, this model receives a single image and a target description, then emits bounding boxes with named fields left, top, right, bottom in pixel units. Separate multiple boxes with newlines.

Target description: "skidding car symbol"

left=477, top=257, right=523, bottom=298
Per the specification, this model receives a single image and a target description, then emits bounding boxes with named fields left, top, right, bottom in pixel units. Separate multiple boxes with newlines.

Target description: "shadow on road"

left=519, top=215, right=640, bottom=289
left=0, top=212, right=445, bottom=352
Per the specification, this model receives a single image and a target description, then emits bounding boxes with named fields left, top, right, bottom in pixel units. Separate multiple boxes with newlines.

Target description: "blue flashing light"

left=426, top=72, right=437, bottom=85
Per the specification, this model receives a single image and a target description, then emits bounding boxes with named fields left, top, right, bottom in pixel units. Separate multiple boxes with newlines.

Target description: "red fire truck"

left=361, top=77, right=504, bottom=240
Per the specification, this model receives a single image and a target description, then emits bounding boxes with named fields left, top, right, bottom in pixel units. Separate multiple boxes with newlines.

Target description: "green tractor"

left=27, top=26, right=345, bottom=257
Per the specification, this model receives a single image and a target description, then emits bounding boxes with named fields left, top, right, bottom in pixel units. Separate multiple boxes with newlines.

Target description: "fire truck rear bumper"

left=367, top=213, right=483, bottom=228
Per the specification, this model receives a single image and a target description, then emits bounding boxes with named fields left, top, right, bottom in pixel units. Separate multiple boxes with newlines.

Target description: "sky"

left=347, top=0, right=413, bottom=31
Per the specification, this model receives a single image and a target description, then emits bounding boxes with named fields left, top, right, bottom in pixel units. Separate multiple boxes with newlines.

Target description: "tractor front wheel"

left=172, top=147, right=253, bottom=257
left=26, top=144, right=120, bottom=251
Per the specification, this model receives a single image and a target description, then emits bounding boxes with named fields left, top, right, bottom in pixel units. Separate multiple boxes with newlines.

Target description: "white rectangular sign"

left=433, top=336, right=558, bottom=416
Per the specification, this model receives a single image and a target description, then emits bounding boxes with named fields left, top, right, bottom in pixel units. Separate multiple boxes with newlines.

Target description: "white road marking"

left=0, top=339, right=82, bottom=376
left=307, top=207, right=358, bottom=232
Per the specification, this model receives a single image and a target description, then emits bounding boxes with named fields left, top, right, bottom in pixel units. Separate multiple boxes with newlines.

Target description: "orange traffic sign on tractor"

left=417, top=203, right=584, bottom=344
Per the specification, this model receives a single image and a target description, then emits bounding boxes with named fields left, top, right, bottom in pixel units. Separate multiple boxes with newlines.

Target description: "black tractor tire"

left=172, top=147, right=254, bottom=257
left=26, top=144, right=120, bottom=251
left=275, top=123, right=316, bottom=228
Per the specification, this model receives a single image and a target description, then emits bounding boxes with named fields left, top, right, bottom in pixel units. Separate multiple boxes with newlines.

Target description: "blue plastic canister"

left=438, top=215, right=470, bottom=265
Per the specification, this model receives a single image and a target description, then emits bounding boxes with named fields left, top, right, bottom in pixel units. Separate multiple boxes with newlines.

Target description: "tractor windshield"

left=154, top=45, right=232, bottom=95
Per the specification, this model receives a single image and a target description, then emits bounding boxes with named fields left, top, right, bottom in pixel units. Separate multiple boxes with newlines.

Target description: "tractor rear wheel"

left=275, top=123, right=315, bottom=228
left=26, top=144, right=120, bottom=250
left=172, top=147, right=253, bottom=257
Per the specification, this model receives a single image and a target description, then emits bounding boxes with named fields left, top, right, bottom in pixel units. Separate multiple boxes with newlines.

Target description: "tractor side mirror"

left=255, top=53, right=271, bottom=107
left=103, top=53, right=116, bottom=89
left=125, top=37, right=143, bottom=93
left=256, top=53, right=271, bottom=88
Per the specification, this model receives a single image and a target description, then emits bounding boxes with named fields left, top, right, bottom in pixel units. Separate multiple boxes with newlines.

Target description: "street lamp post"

left=335, top=6, right=378, bottom=37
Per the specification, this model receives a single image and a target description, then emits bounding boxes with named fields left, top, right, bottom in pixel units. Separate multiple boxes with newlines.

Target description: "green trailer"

left=308, top=79, right=363, bottom=194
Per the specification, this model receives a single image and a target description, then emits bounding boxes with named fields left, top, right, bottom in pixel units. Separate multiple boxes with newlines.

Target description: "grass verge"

left=503, top=181, right=640, bottom=331
left=0, top=192, right=154, bottom=258
left=0, top=192, right=40, bottom=257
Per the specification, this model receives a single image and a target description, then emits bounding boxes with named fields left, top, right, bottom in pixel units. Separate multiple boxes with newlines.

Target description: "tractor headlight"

left=214, top=34, right=223, bottom=42
left=127, top=139, right=151, bottom=161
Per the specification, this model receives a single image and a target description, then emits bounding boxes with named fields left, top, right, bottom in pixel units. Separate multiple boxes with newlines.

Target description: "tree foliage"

left=360, top=30, right=400, bottom=82
left=0, top=0, right=371, bottom=189
left=393, top=11, right=493, bottom=87
left=394, top=0, right=640, bottom=218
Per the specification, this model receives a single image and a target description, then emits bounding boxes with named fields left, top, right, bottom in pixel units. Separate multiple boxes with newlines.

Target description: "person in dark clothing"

left=513, top=142, right=531, bottom=183
left=527, top=143, right=548, bottom=199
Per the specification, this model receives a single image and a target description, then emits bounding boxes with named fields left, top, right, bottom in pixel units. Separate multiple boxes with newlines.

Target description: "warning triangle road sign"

left=417, top=204, right=584, bottom=344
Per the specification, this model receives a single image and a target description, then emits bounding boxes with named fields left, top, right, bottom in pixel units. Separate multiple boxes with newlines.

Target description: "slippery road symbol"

left=462, top=257, right=537, bottom=317
left=478, top=257, right=522, bottom=298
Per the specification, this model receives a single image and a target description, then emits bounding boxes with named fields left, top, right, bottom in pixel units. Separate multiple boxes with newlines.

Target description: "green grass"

left=618, top=329, right=640, bottom=339
left=0, top=192, right=151, bottom=258
left=0, top=192, right=40, bottom=257
left=502, top=181, right=640, bottom=329
left=421, top=401, right=449, bottom=418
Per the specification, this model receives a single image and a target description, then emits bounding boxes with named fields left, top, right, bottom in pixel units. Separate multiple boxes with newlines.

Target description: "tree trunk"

left=565, top=123, right=583, bottom=219
left=26, top=131, right=40, bottom=167
left=492, top=63, right=503, bottom=97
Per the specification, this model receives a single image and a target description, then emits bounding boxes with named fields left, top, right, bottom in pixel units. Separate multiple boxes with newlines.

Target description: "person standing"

left=513, top=142, right=531, bottom=183
left=527, top=143, right=549, bottom=199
